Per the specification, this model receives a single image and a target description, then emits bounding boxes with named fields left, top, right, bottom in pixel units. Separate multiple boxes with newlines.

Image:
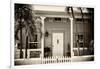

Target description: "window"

left=76, top=18, right=82, bottom=22
left=73, top=33, right=85, bottom=56
left=73, top=32, right=94, bottom=56
left=54, top=18, right=61, bottom=21
left=29, top=34, right=41, bottom=49
left=75, top=18, right=91, bottom=24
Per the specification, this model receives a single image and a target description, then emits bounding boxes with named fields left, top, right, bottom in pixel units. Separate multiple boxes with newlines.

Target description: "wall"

left=44, top=17, right=93, bottom=57
left=44, top=17, right=71, bottom=57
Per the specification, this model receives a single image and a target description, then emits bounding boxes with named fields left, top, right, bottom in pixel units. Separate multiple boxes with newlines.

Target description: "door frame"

left=51, top=30, right=65, bottom=56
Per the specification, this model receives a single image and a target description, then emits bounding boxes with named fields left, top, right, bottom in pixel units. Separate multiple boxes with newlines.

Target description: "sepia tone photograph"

left=14, top=3, right=94, bottom=65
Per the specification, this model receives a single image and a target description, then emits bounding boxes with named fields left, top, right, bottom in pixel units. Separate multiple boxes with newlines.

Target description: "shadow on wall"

left=66, top=43, right=71, bottom=57
left=44, top=47, right=51, bottom=57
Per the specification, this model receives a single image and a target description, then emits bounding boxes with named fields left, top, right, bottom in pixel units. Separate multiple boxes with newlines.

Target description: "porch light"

left=45, top=30, right=49, bottom=37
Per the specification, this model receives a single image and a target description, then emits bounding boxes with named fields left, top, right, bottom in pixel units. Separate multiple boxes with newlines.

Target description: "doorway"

left=52, top=32, right=64, bottom=56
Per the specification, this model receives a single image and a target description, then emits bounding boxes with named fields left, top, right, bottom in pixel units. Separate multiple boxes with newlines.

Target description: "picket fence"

left=42, top=56, right=71, bottom=64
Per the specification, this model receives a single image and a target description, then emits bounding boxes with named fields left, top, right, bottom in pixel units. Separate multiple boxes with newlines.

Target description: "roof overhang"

left=31, top=5, right=91, bottom=18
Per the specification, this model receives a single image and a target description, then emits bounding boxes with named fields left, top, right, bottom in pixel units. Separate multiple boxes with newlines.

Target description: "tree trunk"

left=20, top=20, right=23, bottom=58
left=25, top=36, right=28, bottom=58
left=70, top=7, right=75, bottom=19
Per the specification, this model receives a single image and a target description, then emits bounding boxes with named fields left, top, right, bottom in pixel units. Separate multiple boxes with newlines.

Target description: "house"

left=14, top=4, right=94, bottom=65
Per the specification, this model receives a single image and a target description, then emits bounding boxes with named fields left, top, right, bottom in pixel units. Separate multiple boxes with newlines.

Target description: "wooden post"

left=70, top=18, right=74, bottom=59
left=40, top=17, right=46, bottom=59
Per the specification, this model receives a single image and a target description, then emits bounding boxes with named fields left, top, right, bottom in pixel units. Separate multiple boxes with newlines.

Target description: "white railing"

left=42, top=56, right=71, bottom=64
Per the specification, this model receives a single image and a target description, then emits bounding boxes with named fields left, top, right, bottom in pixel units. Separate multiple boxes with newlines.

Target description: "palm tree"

left=15, top=4, right=37, bottom=58
left=66, top=7, right=75, bottom=18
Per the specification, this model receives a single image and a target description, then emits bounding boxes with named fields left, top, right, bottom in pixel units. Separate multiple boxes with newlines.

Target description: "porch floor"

left=15, top=55, right=94, bottom=65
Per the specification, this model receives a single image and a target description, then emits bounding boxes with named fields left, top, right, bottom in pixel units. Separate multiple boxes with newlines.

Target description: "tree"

left=66, top=7, right=75, bottom=18
left=15, top=4, right=37, bottom=58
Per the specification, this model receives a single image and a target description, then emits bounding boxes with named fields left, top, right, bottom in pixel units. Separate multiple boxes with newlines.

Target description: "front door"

left=52, top=33, right=63, bottom=56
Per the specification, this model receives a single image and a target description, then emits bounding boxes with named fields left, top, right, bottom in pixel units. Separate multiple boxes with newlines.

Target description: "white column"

left=40, top=17, right=46, bottom=59
left=70, top=18, right=74, bottom=58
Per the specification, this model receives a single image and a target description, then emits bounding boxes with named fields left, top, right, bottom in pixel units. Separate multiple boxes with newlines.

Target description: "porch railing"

left=42, top=56, right=71, bottom=64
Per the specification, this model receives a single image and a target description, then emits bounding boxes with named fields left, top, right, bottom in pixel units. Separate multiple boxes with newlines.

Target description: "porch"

left=14, top=16, right=94, bottom=65
left=15, top=55, right=94, bottom=65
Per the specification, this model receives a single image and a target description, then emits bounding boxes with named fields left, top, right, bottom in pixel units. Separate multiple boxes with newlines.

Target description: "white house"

left=14, top=4, right=94, bottom=65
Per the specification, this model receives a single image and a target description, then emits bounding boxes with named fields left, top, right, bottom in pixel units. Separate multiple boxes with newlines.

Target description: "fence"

left=42, top=56, right=71, bottom=64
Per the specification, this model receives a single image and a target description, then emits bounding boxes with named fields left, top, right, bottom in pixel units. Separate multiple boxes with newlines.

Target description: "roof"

left=32, top=5, right=91, bottom=18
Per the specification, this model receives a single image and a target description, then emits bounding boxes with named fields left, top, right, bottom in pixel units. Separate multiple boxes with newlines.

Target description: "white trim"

left=73, top=47, right=88, bottom=50
left=10, top=1, right=14, bottom=68
left=34, top=14, right=90, bottom=19
left=70, top=18, right=74, bottom=58
left=40, top=17, right=46, bottom=59
left=15, top=58, right=41, bottom=61
left=28, top=42, right=39, bottom=43
left=16, top=49, right=41, bottom=51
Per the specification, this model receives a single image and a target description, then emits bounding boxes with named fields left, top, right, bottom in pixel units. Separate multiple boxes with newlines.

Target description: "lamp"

left=45, top=30, right=49, bottom=37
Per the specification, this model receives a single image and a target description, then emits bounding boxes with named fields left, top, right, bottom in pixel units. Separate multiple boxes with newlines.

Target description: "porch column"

left=70, top=18, right=74, bottom=58
left=40, top=17, right=46, bottom=58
